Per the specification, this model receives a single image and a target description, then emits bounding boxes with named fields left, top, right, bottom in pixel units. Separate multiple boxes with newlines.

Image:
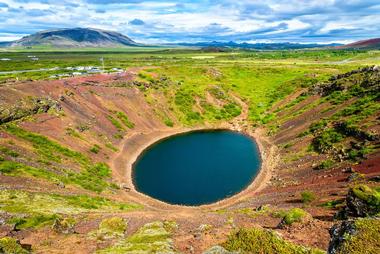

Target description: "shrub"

left=282, top=208, right=309, bottom=225
left=301, top=191, right=316, bottom=203
left=317, top=159, right=335, bottom=170
left=89, top=144, right=101, bottom=154
left=164, top=118, right=174, bottom=127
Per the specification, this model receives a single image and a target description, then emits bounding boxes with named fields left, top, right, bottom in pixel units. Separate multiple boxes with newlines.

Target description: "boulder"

left=336, top=184, right=380, bottom=219
left=328, top=220, right=356, bottom=254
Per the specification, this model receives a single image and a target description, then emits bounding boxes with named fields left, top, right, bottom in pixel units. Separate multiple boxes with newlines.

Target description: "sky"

left=0, top=0, right=379, bottom=44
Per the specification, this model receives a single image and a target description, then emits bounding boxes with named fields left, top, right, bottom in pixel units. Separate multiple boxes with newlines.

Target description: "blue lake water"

left=132, top=130, right=261, bottom=206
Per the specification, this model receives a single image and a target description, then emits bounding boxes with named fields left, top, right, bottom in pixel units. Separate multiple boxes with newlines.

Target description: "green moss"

left=98, top=221, right=176, bottom=254
left=337, top=218, right=380, bottom=254
left=319, top=199, right=345, bottom=209
left=351, top=185, right=380, bottom=213
left=222, top=227, right=324, bottom=254
left=0, top=237, right=29, bottom=254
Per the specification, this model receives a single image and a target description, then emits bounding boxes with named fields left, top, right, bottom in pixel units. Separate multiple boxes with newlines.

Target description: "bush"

left=317, top=159, right=335, bottom=170
left=164, top=118, right=174, bottom=127
left=301, top=191, right=316, bottom=203
left=0, top=237, right=29, bottom=254
left=282, top=208, right=309, bottom=225
left=312, top=128, right=344, bottom=153
left=89, top=144, right=101, bottom=154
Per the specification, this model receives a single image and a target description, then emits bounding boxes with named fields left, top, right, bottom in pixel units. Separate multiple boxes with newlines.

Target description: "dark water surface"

left=132, top=130, right=261, bottom=206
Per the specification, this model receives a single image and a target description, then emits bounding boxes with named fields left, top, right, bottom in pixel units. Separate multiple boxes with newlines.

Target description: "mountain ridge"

left=2, top=27, right=139, bottom=48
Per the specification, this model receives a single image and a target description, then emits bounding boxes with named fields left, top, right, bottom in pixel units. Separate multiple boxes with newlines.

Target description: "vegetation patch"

left=0, top=237, right=29, bottom=254
left=90, top=217, right=128, bottom=240
left=331, top=218, right=380, bottom=254
left=301, top=191, right=316, bottom=203
left=115, top=111, right=135, bottom=129
left=98, top=221, right=177, bottom=254
left=0, top=189, right=141, bottom=215
left=222, top=227, right=324, bottom=254
left=274, top=208, right=311, bottom=226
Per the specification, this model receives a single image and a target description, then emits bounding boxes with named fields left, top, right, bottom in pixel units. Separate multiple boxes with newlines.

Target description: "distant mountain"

left=337, top=38, right=380, bottom=49
left=2, top=28, right=139, bottom=48
left=175, top=41, right=342, bottom=50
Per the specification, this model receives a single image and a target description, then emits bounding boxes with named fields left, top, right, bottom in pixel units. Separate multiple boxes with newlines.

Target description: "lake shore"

left=110, top=125, right=278, bottom=211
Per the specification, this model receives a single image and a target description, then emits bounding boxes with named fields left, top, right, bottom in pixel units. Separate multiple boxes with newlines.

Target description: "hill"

left=337, top=38, right=380, bottom=49
left=2, top=28, right=139, bottom=48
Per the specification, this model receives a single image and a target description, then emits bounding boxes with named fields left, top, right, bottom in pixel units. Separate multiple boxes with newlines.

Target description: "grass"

left=3, top=124, right=89, bottom=165
left=0, top=145, right=19, bottom=157
left=1, top=124, right=119, bottom=192
left=0, top=189, right=142, bottom=215
left=0, top=158, right=113, bottom=193
left=9, top=214, right=59, bottom=230
left=107, top=115, right=124, bottom=131
left=222, top=227, right=324, bottom=254
left=115, top=111, right=135, bottom=129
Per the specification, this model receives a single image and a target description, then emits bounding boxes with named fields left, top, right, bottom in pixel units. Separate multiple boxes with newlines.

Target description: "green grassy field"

left=1, top=48, right=379, bottom=126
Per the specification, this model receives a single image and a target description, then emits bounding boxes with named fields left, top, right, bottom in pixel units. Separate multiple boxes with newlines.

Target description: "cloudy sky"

left=0, top=0, right=379, bottom=44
